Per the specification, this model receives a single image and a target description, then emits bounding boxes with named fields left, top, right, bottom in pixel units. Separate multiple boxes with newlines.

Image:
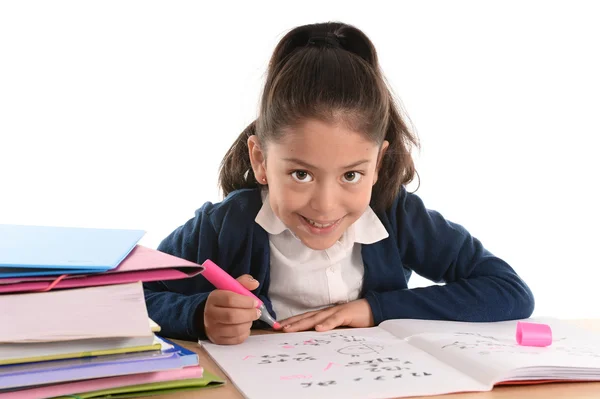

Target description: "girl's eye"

left=291, top=170, right=313, bottom=183
left=342, top=171, right=362, bottom=184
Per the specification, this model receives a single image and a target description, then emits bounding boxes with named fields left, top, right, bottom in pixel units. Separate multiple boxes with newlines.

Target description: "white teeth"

left=305, top=218, right=335, bottom=228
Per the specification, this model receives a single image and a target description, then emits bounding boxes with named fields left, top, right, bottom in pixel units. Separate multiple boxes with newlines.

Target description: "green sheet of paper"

left=52, top=371, right=225, bottom=399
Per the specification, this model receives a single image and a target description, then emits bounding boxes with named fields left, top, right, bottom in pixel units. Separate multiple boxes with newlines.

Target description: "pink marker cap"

left=516, top=321, right=552, bottom=347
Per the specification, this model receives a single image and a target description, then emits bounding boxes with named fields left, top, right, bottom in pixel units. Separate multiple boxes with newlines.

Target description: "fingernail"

left=253, top=300, right=259, bottom=308
left=257, top=309, right=262, bottom=318
left=283, top=324, right=291, bottom=329
left=248, top=276, right=256, bottom=281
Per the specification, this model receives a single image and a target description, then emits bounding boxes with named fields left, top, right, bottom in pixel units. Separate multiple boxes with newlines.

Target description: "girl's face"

left=249, top=119, right=388, bottom=250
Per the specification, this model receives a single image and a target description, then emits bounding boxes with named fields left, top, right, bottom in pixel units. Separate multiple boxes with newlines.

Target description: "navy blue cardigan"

left=143, top=187, right=534, bottom=341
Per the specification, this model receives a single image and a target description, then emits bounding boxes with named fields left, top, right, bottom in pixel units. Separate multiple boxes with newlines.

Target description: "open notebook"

left=202, top=318, right=600, bottom=399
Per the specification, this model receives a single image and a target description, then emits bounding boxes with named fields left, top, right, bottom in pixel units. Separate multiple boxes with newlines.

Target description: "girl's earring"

left=262, top=177, right=267, bottom=184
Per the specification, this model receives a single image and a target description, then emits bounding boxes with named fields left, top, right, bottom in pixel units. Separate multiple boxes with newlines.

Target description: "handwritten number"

left=411, top=372, right=433, bottom=377
left=259, top=354, right=293, bottom=364
left=293, top=356, right=317, bottom=361
left=301, top=381, right=337, bottom=388
left=318, top=381, right=336, bottom=386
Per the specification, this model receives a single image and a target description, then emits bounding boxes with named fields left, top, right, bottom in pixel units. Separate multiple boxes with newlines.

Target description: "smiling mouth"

left=301, top=216, right=342, bottom=228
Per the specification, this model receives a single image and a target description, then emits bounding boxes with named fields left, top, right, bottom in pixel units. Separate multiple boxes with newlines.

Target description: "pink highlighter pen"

left=201, top=259, right=281, bottom=330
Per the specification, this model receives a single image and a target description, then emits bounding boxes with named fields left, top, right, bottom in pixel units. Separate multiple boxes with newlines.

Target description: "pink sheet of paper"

left=0, top=365, right=204, bottom=399
left=0, top=245, right=204, bottom=294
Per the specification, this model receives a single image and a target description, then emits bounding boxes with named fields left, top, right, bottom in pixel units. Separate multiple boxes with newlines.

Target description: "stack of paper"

left=0, top=224, right=224, bottom=398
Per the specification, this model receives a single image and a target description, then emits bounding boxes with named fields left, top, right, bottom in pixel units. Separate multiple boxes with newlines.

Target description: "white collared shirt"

left=255, top=190, right=389, bottom=320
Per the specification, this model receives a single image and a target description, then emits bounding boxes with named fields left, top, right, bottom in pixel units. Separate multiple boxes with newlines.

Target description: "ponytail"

left=218, top=121, right=259, bottom=197
left=372, top=98, right=419, bottom=210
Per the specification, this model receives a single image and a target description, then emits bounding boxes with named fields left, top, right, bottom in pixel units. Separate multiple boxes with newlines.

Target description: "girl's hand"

left=278, top=299, right=374, bottom=333
left=203, top=274, right=261, bottom=345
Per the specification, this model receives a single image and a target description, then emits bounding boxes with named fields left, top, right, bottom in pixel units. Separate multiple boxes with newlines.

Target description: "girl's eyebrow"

left=282, top=158, right=371, bottom=170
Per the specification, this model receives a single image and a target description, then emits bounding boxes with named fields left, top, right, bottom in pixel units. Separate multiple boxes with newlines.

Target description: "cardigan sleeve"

left=143, top=202, right=219, bottom=341
left=364, top=189, right=535, bottom=324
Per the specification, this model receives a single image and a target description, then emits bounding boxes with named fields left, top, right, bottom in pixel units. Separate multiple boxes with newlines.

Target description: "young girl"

left=144, top=22, right=534, bottom=345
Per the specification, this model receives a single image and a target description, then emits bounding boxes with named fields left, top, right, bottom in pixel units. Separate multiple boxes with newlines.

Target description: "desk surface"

left=160, top=319, right=600, bottom=399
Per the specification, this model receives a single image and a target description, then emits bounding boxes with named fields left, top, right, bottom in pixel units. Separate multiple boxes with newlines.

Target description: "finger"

left=283, top=310, right=334, bottom=333
left=315, top=312, right=349, bottom=332
left=236, top=274, right=260, bottom=291
left=207, top=306, right=260, bottom=325
left=209, top=290, right=257, bottom=309
left=213, top=321, right=253, bottom=338
left=278, top=309, right=325, bottom=327
left=210, top=328, right=251, bottom=345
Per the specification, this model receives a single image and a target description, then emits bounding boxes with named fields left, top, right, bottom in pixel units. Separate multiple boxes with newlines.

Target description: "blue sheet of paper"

left=0, top=224, right=145, bottom=278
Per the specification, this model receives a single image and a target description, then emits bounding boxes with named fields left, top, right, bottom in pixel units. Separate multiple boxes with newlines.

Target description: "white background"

left=1, top=1, right=598, bottom=319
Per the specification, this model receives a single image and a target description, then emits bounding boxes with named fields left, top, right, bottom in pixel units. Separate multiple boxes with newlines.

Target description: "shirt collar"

left=255, top=190, right=389, bottom=245
left=255, top=190, right=289, bottom=236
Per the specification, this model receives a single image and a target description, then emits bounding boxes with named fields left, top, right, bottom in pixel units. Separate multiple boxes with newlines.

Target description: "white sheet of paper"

left=201, top=328, right=487, bottom=399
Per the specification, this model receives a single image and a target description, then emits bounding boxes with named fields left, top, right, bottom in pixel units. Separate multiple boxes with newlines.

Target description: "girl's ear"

left=247, top=135, right=268, bottom=185
left=373, top=140, right=389, bottom=185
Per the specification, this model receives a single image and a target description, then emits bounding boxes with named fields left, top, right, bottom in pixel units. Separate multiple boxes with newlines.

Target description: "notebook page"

left=201, top=327, right=488, bottom=399
left=379, top=317, right=561, bottom=339
left=382, top=318, right=600, bottom=385
left=0, top=282, right=152, bottom=343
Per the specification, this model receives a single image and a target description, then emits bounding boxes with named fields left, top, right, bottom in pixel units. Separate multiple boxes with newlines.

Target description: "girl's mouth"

left=299, top=215, right=344, bottom=235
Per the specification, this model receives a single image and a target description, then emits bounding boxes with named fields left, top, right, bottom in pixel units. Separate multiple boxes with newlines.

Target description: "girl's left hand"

left=278, top=299, right=374, bottom=333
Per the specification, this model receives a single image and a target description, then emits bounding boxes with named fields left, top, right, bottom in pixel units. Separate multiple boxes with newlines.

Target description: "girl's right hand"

left=204, top=274, right=261, bottom=345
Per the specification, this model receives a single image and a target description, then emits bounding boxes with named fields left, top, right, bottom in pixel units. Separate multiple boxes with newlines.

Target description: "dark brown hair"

left=218, top=22, right=419, bottom=210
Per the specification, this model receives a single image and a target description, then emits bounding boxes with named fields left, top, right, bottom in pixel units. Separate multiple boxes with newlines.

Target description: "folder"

left=0, top=334, right=163, bottom=366
left=0, top=224, right=145, bottom=278
left=0, top=282, right=153, bottom=344
left=0, top=366, right=225, bottom=399
left=0, top=245, right=204, bottom=294
left=0, top=337, right=199, bottom=390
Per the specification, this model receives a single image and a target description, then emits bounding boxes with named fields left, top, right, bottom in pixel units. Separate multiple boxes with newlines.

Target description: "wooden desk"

left=159, top=320, right=600, bottom=399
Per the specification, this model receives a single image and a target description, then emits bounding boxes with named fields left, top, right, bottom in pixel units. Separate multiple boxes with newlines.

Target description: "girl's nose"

left=309, top=184, right=337, bottom=215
